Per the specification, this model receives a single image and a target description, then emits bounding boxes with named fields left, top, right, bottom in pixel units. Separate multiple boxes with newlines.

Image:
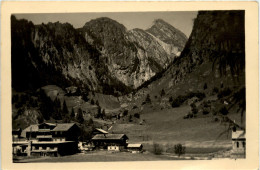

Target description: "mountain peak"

left=83, top=17, right=126, bottom=32
left=147, top=19, right=188, bottom=49
left=153, top=19, right=169, bottom=25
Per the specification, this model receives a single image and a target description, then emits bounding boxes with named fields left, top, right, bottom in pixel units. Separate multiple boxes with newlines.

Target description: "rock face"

left=147, top=19, right=188, bottom=56
left=163, top=11, right=245, bottom=86
left=11, top=16, right=187, bottom=95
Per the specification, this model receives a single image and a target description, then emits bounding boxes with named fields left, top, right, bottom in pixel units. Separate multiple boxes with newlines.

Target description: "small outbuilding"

left=127, top=144, right=143, bottom=153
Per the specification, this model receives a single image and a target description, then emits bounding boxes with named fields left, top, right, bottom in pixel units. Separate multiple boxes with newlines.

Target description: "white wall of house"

left=232, top=140, right=246, bottom=154
left=108, top=146, right=120, bottom=151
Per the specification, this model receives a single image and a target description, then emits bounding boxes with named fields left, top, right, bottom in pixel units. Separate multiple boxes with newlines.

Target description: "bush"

left=123, top=110, right=128, bottom=116
left=169, top=96, right=173, bottom=103
left=171, top=92, right=205, bottom=108
left=134, top=113, right=140, bottom=119
left=132, top=105, right=138, bottom=109
left=190, top=103, right=198, bottom=115
left=153, top=143, right=163, bottom=155
left=219, top=106, right=229, bottom=115
left=203, top=109, right=210, bottom=115
left=174, top=144, right=186, bottom=157
left=217, top=88, right=231, bottom=99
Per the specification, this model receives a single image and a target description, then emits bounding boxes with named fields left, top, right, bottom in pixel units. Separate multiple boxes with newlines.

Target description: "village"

left=12, top=122, right=144, bottom=161
left=12, top=121, right=245, bottom=162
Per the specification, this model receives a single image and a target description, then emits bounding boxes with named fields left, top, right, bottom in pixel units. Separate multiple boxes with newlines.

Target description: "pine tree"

left=102, top=109, right=106, bottom=119
left=62, top=100, right=69, bottom=115
left=145, top=94, right=151, bottom=103
left=70, top=108, right=75, bottom=119
left=203, top=83, right=208, bottom=90
left=97, top=106, right=102, bottom=118
left=161, top=89, right=165, bottom=97
left=96, top=100, right=100, bottom=106
left=76, top=108, right=84, bottom=123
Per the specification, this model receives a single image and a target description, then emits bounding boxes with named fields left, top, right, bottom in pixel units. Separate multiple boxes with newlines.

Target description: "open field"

left=110, top=105, right=232, bottom=149
left=14, top=151, right=183, bottom=163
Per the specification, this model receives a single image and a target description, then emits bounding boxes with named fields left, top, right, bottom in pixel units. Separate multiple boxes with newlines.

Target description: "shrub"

left=132, top=105, right=138, bottom=109
left=134, top=113, right=140, bottom=119
left=217, top=88, right=232, bottom=99
left=153, top=143, right=163, bottom=155
left=190, top=103, right=198, bottom=114
left=171, top=92, right=206, bottom=108
left=169, top=96, right=173, bottom=103
left=171, top=100, right=181, bottom=107
left=219, top=106, right=229, bottom=115
left=123, top=110, right=128, bottom=116
left=90, top=99, right=95, bottom=105
left=203, top=109, right=210, bottom=115
left=174, top=144, right=186, bottom=157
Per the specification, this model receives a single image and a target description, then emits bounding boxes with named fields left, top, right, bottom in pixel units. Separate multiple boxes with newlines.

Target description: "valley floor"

left=14, top=145, right=234, bottom=163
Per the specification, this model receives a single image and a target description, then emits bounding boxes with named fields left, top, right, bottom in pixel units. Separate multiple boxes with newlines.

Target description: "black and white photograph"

left=1, top=1, right=258, bottom=169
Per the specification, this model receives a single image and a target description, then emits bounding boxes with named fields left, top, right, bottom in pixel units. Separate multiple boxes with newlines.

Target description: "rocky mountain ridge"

left=12, top=16, right=187, bottom=95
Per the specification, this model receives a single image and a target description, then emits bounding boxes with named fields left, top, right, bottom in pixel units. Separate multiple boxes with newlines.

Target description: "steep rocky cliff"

left=12, top=16, right=187, bottom=95
left=166, top=10, right=245, bottom=86
left=147, top=19, right=188, bottom=55
left=128, top=11, right=245, bottom=119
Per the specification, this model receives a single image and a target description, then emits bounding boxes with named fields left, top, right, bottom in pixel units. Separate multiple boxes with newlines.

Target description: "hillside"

left=114, top=11, right=245, bottom=148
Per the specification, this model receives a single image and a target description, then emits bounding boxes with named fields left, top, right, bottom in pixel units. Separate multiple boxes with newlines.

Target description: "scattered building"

left=127, top=144, right=143, bottom=153
left=231, top=129, right=246, bottom=158
left=78, top=142, right=94, bottom=152
left=13, top=122, right=80, bottom=157
left=91, top=134, right=128, bottom=151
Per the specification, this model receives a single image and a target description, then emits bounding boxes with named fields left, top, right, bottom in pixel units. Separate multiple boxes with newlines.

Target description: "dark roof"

left=21, top=123, right=77, bottom=137
left=51, top=123, right=76, bottom=131
left=92, top=134, right=128, bottom=140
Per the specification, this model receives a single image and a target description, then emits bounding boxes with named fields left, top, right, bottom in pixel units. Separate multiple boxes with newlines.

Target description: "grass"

left=14, top=151, right=183, bottom=163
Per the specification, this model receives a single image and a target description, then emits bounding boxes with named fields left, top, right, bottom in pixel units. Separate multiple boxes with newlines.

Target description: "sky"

left=15, top=11, right=198, bottom=37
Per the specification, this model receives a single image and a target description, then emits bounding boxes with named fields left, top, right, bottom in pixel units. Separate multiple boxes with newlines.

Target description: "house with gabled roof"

left=91, top=133, right=128, bottom=151
left=231, top=129, right=246, bottom=158
left=13, top=122, right=80, bottom=157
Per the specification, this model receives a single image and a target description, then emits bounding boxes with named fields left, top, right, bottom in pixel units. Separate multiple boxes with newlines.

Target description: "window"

left=237, top=142, right=239, bottom=148
left=242, top=141, right=245, bottom=148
